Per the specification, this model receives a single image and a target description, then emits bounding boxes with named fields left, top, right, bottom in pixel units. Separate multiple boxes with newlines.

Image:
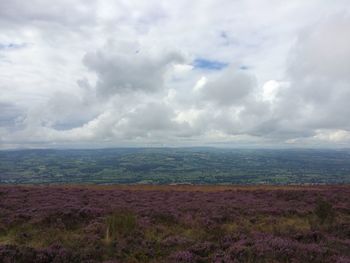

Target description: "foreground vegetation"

left=1, top=148, right=350, bottom=184
left=0, top=185, right=349, bottom=262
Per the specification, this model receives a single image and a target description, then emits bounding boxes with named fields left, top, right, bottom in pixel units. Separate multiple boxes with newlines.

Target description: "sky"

left=0, top=0, right=350, bottom=149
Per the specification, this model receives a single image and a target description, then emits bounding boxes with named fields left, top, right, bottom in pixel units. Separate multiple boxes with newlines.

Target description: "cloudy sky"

left=1, top=0, right=350, bottom=148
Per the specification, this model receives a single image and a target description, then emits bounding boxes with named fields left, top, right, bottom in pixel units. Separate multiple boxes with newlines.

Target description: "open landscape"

left=1, top=149, right=349, bottom=262
left=0, top=185, right=349, bottom=262
left=2, top=0, right=350, bottom=262
left=1, top=148, right=350, bottom=185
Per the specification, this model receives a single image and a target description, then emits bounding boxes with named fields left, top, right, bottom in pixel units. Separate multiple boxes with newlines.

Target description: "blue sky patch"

left=0, top=43, right=26, bottom=50
left=193, top=58, right=228, bottom=70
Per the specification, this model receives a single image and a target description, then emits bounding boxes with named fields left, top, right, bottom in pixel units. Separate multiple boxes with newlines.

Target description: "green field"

left=1, top=148, right=350, bottom=184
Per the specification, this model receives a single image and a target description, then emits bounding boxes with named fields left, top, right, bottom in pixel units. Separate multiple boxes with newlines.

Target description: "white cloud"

left=199, top=66, right=256, bottom=106
left=261, top=80, right=280, bottom=102
left=1, top=1, right=350, bottom=148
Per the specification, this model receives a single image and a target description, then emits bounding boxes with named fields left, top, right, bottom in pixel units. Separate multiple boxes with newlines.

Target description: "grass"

left=105, top=210, right=137, bottom=243
left=0, top=223, right=85, bottom=249
left=314, top=198, right=335, bottom=225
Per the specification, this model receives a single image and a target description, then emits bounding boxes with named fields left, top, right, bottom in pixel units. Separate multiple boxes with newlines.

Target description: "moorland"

left=0, top=185, right=349, bottom=262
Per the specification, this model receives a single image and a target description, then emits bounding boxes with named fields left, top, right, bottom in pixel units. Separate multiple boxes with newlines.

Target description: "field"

left=1, top=148, right=350, bottom=184
left=0, top=185, right=349, bottom=262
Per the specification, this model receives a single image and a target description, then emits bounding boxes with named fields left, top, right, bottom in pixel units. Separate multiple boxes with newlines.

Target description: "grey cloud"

left=0, top=102, right=24, bottom=128
left=0, top=0, right=97, bottom=28
left=247, top=119, right=316, bottom=140
left=19, top=90, right=100, bottom=134
left=83, top=41, right=184, bottom=97
left=118, top=103, right=176, bottom=138
left=200, top=67, right=256, bottom=106
left=117, top=102, right=193, bottom=139
left=46, top=92, right=99, bottom=130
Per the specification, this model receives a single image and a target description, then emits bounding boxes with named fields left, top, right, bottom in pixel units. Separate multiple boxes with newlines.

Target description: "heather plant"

left=168, top=250, right=196, bottom=262
left=161, top=235, right=192, bottom=247
left=0, top=185, right=349, bottom=262
left=150, top=210, right=178, bottom=225
left=190, top=241, right=216, bottom=257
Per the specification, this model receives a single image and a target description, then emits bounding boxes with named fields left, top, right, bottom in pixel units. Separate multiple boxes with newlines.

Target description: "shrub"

left=151, top=211, right=177, bottom=225
left=314, top=198, right=335, bottom=225
left=169, top=250, right=196, bottom=262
